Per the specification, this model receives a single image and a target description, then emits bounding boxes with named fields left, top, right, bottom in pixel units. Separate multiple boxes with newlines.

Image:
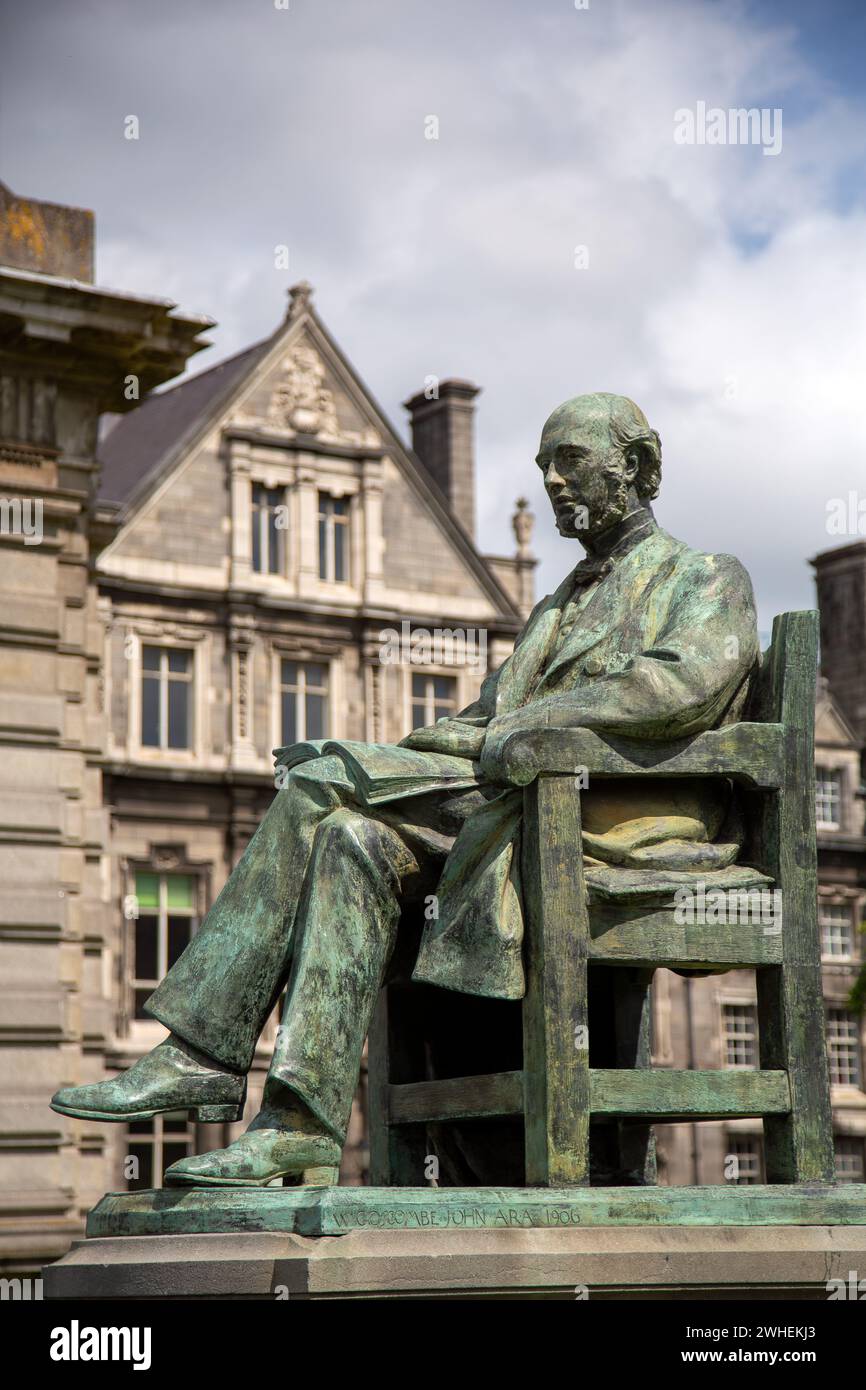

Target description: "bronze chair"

left=368, top=611, right=836, bottom=1189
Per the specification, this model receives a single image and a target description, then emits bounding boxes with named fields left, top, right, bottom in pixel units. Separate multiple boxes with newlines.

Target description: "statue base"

left=43, top=1184, right=866, bottom=1300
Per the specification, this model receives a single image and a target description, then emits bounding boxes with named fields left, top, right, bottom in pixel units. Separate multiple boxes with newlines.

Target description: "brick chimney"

left=404, top=378, right=480, bottom=538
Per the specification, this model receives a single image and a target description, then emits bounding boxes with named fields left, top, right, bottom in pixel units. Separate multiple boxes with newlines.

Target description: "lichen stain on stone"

left=7, top=202, right=46, bottom=257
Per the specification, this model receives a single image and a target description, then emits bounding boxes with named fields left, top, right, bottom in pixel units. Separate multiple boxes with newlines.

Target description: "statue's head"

left=536, top=393, right=661, bottom=542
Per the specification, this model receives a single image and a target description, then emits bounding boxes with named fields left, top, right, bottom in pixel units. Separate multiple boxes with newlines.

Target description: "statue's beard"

left=569, top=471, right=629, bottom=541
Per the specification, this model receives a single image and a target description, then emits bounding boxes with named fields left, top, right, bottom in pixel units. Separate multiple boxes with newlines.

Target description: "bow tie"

left=571, top=556, right=613, bottom=588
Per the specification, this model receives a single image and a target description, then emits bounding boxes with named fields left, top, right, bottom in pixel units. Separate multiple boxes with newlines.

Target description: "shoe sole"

left=165, top=1165, right=340, bottom=1188
left=50, top=1100, right=246, bottom=1124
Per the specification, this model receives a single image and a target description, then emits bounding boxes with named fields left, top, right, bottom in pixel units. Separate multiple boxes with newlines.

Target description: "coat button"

left=584, top=656, right=604, bottom=677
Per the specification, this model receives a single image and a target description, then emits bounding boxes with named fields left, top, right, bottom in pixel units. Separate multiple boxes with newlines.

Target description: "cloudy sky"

left=2, top=0, right=865, bottom=634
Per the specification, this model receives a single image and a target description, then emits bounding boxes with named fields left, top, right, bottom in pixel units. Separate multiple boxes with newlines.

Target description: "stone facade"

left=0, top=203, right=535, bottom=1274
left=0, top=186, right=211, bottom=1276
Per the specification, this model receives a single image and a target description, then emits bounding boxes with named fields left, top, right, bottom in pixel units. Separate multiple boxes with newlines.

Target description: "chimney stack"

left=404, top=379, right=480, bottom=539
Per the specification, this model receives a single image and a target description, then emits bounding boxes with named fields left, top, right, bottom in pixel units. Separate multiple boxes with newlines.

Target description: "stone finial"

left=512, top=497, right=535, bottom=557
left=287, top=280, right=314, bottom=321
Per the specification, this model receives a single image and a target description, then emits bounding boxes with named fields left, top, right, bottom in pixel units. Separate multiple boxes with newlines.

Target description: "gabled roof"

left=815, top=675, right=861, bottom=749
left=98, top=336, right=274, bottom=509
left=96, top=288, right=522, bottom=622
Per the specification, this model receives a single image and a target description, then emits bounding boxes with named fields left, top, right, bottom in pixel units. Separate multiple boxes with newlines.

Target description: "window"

left=820, top=902, right=855, bottom=960
left=279, top=660, right=329, bottom=744
left=816, top=768, right=842, bottom=829
left=725, top=1135, right=764, bottom=1184
left=141, top=646, right=193, bottom=750
left=410, top=673, right=458, bottom=730
left=251, top=483, right=283, bottom=575
left=131, top=871, right=198, bottom=1020
left=318, top=492, right=349, bottom=582
left=834, top=1136, right=866, bottom=1183
left=722, top=1003, right=758, bottom=1069
left=126, top=1113, right=195, bottom=1190
left=827, top=1007, right=862, bottom=1087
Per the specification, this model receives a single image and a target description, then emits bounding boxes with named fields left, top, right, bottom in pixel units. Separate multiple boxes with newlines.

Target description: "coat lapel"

left=535, top=530, right=680, bottom=689
left=494, top=567, right=576, bottom=714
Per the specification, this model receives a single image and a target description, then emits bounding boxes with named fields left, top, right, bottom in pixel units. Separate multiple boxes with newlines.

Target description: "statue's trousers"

left=145, top=756, right=463, bottom=1142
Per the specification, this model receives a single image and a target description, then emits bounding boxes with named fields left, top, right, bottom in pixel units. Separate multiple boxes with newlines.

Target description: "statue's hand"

left=479, top=710, right=533, bottom=782
left=398, top=721, right=486, bottom=758
left=481, top=700, right=585, bottom=782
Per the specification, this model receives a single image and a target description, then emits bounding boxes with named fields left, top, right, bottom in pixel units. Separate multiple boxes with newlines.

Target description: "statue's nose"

left=546, top=462, right=564, bottom=488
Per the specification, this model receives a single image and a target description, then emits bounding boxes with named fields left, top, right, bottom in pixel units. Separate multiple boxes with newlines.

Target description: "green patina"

left=51, top=394, right=858, bottom=1227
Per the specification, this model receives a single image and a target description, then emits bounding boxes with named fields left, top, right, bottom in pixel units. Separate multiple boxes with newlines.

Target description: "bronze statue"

left=51, top=393, right=759, bottom=1187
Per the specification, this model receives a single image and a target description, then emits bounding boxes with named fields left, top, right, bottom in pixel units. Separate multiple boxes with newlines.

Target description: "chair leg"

left=757, top=962, right=835, bottom=1183
left=614, top=967, right=657, bottom=1186
left=522, top=775, right=590, bottom=1186
left=368, top=986, right=430, bottom=1186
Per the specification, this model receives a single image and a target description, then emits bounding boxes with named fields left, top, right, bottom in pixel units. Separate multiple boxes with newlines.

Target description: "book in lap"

left=273, top=739, right=481, bottom=805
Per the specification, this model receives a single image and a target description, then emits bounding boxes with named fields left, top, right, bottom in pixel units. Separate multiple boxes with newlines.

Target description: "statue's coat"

left=289, top=520, right=759, bottom=1000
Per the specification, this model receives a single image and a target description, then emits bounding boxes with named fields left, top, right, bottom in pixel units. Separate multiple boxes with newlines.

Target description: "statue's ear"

left=623, top=449, right=640, bottom=481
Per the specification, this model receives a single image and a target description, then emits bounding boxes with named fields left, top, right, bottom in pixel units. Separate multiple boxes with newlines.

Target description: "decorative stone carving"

left=231, top=327, right=381, bottom=448
left=512, top=496, right=535, bottom=557
left=266, top=345, right=342, bottom=438
left=286, top=280, right=314, bottom=323
left=151, top=844, right=181, bottom=871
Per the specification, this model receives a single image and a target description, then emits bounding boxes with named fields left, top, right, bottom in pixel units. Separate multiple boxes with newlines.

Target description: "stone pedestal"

left=44, top=1224, right=866, bottom=1300
left=43, top=1184, right=866, bottom=1300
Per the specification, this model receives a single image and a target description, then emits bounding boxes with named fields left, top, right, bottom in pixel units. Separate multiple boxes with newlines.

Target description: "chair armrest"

left=487, top=723, right=785, bottom=789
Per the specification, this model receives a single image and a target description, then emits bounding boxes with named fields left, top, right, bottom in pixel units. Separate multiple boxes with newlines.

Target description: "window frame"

left=826, top=1005, right=863, bottom=1088
left=124, top=1112, right=196, bottom=1191
left=140, top=644, right=195, bottom=752
left=834, top=1135, right=866, bottom=1183
left=128, top=868, right=200, bottom=1024
left=816, top=766, right=843, bottom=831
left=409, top=670, right=460, bottom=731
left=274, top=655, right=334, bottom=748
left=317, top=491, right=351, bottom=584
left=724, top=1133, right=765, bottom=1184
left=250, top=481, right=286, bottom=577
left=129, top=631, right=207, bottom=764
left=120, top=859, right=208, bottom=1039
left=819, top=900, right=856, bottom=962
left=721, top=1001, right=759, bottom=1071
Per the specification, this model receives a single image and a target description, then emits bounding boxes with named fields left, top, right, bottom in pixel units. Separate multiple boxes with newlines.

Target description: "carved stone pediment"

left=231, top=344, right=380, bottom=447
left=266, top=345, right=341, bottom=437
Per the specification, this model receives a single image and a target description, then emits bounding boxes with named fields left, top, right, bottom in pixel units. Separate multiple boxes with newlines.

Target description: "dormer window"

left=251, top=483, right=284, bottom=575
left=318, top=492, right=349, bottom=582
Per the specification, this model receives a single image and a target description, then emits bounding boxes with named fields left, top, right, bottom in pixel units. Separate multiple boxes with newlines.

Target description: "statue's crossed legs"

left=51, top=756, right=481, bottom=1186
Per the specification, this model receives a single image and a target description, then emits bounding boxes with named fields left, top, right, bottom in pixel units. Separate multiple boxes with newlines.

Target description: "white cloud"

left=3, top=0, right=865, bottom=629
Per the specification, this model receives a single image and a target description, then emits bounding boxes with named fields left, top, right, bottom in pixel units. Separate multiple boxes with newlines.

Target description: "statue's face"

left=536, top=399, right=636, bottom=541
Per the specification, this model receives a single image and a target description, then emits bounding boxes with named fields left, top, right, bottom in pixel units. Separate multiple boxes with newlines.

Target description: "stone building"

left=0, top=189, right=535, bottom=1276
left=0, top=183, right=211, bottom=1276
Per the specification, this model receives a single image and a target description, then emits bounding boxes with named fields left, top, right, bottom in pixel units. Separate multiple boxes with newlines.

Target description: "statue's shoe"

left=164, top=1128, right=341, bottom=1187
left=50, top=1038, right=246, bottom=1124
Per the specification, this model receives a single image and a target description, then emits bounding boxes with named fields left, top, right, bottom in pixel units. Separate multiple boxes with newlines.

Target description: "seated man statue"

left=51, top=393, right=759, bottom=1187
